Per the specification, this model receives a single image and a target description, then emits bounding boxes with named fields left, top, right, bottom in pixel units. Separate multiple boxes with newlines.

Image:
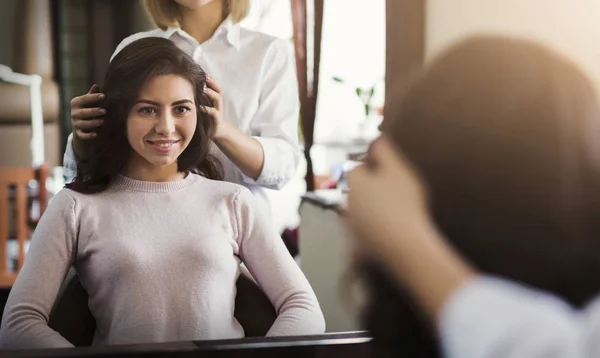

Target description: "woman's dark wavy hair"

left=362, top=36, right=600, bottom=357
left=67, top=37, right=222, bottom=194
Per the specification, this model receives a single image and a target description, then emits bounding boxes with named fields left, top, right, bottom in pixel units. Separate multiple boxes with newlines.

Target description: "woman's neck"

left=122, top=161, right=184, bottom=182
left=179, top=0, right=226, bottom=44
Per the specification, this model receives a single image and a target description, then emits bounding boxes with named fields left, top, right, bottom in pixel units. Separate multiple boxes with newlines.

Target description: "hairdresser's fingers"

left=204, top=88, right=222, bottom=111
left=206, top=75, right=222, bottom=94
left=71, top=107, right=106, bottom=120
left=72, top=118, right=104, bottom=131
left=203, top=105, right=221, bottom=120
left=74, top=129, right=97, bottom=140
left=88, top=84, right=100, bottom=94
left=71, top=92, right=105, bottom=111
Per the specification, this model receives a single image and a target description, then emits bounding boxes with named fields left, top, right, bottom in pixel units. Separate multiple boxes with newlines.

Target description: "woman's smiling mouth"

left=147, top=139, right=181, bottom=153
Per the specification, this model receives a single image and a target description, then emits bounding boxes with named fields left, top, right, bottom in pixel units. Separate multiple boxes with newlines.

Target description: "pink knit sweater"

left=0, top=174, right=324, bottom=348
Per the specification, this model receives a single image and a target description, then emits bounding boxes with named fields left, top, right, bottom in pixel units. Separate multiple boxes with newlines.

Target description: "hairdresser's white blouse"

left=63, top=16, right=301, bottom=213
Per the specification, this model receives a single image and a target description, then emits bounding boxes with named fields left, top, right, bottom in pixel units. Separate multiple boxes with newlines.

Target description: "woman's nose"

left=155, top=111, right=176, bottom=135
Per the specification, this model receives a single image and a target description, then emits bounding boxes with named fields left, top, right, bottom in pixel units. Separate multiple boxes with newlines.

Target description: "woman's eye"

left=139, top=107, right=156, bottom=116
left=174, top=106, right=191, bottom=115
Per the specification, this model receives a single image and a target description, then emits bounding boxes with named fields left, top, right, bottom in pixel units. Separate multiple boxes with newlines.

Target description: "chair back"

left=0, top=164, right=48, bottom=288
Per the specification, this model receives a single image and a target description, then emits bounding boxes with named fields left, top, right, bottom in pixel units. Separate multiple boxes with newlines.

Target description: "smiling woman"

left=124, top=76, right=200, bottom=181
left=68, top=37, right=222, bottom=193
left=0, top=37, right=324, bottom=349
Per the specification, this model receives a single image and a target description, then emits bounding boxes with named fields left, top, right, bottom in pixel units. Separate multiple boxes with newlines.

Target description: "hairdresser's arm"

left=206, top=39, right=300, bottom=189
left=63, top=134, right=78, bottom=184
left=347, top=138, right=595, bottom=358
left=207, top=99, right=267, bottom=182
left=0, top=191, right=78, bottom=348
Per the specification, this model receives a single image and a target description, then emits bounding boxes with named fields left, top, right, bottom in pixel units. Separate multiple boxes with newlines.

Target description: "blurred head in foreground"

left=362, top=35, right=600, bottom=357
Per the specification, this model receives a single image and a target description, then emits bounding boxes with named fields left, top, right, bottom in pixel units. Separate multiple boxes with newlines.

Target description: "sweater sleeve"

left=233, top=188, right=325, bottom=336
left=0, top=190, right=79, bottom=348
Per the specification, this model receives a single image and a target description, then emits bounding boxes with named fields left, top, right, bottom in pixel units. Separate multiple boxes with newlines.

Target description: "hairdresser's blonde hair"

left=142, top=0, right=250, bottom=30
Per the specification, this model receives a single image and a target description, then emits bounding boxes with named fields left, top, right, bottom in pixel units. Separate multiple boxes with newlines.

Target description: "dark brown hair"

left=67, top=37, right=222, bottom=194
left=364, top=36, right=600, bottom=357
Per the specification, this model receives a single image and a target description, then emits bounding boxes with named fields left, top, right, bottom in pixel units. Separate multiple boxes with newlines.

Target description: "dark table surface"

left=0, top=331, right=372, bottom=358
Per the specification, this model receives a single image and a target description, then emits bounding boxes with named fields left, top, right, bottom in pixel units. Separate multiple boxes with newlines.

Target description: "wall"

left=0, top=0, right=17, bottom=68
left=132, top=1, right=154, bottom=33
left=426, top=0, right=600, bottom=86
left=313, top=0, right=386, bottom=147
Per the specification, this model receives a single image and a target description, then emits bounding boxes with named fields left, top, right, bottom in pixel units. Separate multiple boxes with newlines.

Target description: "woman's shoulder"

left=40, top=188, right=83, bottom=219
left=53, top=187, right=103, bottom=206
left=57, top=185, right=121, bottom=206
left=193, top=174, right=249, bottom=197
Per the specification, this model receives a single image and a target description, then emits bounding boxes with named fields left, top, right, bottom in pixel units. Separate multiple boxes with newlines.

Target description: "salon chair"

left=48, top=266, right=278, bottom=346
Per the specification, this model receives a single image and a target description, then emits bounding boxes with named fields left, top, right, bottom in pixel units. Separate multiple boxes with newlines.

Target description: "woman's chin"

left=144, top=156, right=179, bottom=169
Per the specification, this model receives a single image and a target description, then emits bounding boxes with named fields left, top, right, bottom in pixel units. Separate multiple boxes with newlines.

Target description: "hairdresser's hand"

left=71, top=84, right=106, bottom=140
left=70, top=84, right=106, bottom=159
left=347, top=137, right=429, bottom=260
left=203, top=76, right=226, bottom=140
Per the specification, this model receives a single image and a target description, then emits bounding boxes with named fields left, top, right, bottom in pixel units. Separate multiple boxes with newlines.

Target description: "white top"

left=440, top=275, right=600, bottom=358
left=0, top=174, right=324, bottom=348
left=63, top=17, right=301, bottom=213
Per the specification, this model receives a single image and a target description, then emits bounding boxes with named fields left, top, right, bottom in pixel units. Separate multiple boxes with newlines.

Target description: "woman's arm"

left=347, top=137, right=475, bottom=318
left=0, top=191, right=79, bottom=348
left=233, top=188, right=325, bottom=336
left=208, top=39, right=301, bottom=189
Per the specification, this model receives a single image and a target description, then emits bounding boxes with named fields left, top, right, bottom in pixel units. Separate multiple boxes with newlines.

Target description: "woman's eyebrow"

left=172, top=99, right=193, bottom=106
left=135, top=99, right=160, bottom=106
left=134, top=99, right=194, bottom=106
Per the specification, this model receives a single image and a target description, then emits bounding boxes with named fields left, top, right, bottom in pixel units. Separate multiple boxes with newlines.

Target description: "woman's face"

left=126, top=74, right=197, bottom=173
left=174, top=0, right=217, bottom=10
